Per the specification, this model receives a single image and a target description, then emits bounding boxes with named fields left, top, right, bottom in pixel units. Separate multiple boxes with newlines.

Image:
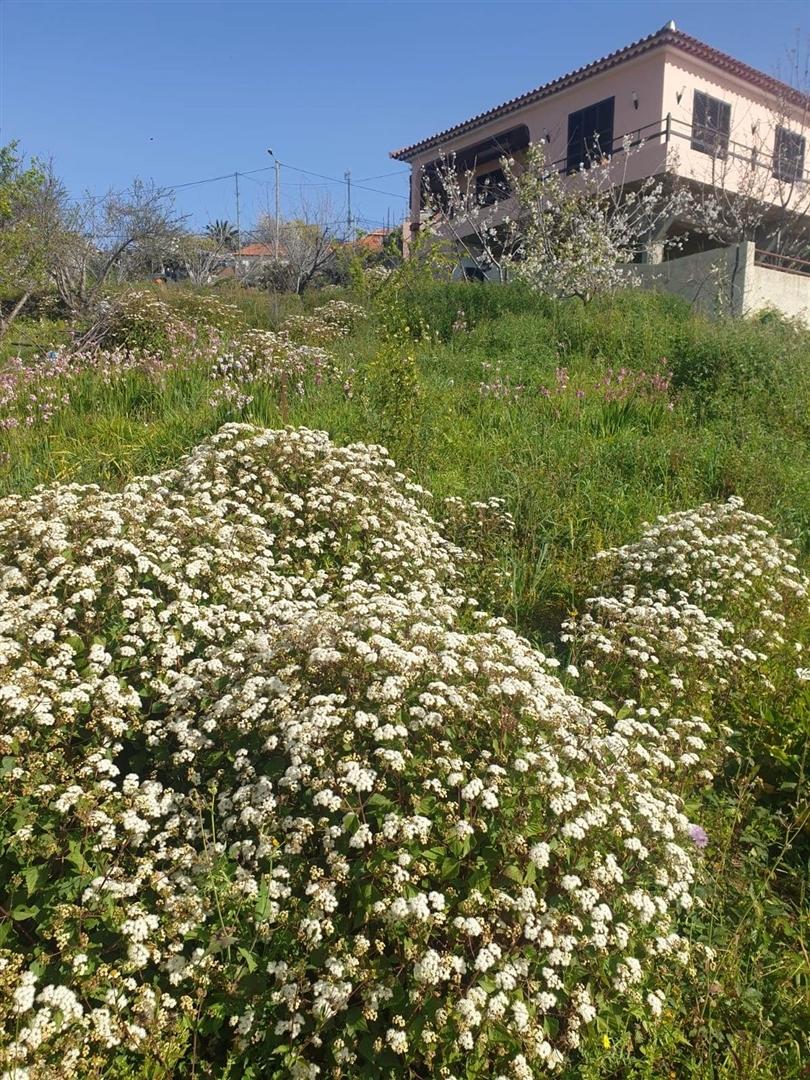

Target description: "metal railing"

left=544, top=116, right=670, bottom=175
left=420, top=114, right=809, bottom=218
left=754, top=248, right=810, bottom=277
left=542, top=114, right=809, bottom=184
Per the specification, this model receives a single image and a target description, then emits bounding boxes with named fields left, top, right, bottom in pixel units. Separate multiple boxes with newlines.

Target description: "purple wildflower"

left=688, top=824, right=709, bottom=849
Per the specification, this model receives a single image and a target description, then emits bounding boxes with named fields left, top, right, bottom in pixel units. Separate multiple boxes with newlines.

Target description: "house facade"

left=391, top=22, right=810, bottom=272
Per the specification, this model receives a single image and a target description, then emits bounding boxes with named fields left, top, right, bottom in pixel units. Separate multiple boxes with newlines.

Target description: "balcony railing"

left=754, top=248, right=810, bottom=277
left=420, top=114, right=809, bottom=218
left=542, top=114, right=809, bottom=184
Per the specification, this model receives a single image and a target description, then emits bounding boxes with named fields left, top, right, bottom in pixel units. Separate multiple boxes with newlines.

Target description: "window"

left=567, top=97, right=615, bottom=172
left=420, top=125, right=529, bottom=213
left=773, top=126, right=806, bottom=182
left=453, top=125, right=530, bottom=172
left=691, top=91, right=731, bottom=158
left=475, top=168, right=509, bottom=204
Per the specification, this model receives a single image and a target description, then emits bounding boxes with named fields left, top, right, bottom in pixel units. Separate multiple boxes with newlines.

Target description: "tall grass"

left=3, top=287, right=809, bottom=629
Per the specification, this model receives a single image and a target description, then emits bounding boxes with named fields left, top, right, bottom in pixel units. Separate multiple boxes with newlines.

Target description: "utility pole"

left=234, top=172, right=241, bottom=251
left=345, top=170, right=352, bottom=237
left=274, top=157, right=280, bottom=260
left=267, top=149, right=281, bottom=261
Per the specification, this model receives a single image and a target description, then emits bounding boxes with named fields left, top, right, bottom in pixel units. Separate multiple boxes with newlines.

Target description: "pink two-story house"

left=391, top=21, right=810, bottom=287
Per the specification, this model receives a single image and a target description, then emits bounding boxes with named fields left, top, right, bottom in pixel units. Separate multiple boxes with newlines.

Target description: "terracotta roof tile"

left=355, top=228, right=391, bottom=251
left=237, top=242, right=275, bottom=257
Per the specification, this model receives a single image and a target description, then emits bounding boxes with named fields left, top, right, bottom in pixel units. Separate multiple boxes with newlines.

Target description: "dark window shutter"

left=774, top=126, right=806, bottom=182
left=568, top=111, right=584, bottom=171
left=596, top=97, right=615, bottom=155
left=718, top=100, right=731, bottom=138
left=567, top=97, right=614, bottom=171
left=692, top=90, right=730, bottom=158
left=693, top=90, right=707, bottom=130
left=797, top=135, right=807, bottom=179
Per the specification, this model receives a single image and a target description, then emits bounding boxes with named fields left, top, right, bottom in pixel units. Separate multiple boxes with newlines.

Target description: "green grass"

left=10, top=286, right=808, bottom=631
left=2, top=283, right=809, bottom=1077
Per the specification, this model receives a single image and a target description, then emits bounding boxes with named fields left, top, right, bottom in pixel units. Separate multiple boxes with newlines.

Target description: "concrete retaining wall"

left=745, top=259, right=810, bottom=322
left=630, top=241, right=810, bottom=322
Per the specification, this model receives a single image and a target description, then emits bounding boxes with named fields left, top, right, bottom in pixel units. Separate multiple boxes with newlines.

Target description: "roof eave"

left=390, top=26, right=810, bottom=163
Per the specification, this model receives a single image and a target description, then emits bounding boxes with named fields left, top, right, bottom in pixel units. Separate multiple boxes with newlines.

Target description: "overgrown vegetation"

left=1, top=278, right=808, bottom=1078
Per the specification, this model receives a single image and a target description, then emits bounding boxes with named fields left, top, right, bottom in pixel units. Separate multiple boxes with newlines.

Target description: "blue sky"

left=1, top=0, right=807, bottom=234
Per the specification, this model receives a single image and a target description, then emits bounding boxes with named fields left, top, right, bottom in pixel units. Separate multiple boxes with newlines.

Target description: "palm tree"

left=205, top=218, right=239, bottom=251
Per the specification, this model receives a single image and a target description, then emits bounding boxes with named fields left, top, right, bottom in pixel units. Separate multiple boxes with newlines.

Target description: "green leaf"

left=366, top=793, right=393, bottom=812
left=66, top=839, right=90, bottom=873
left=23, top=865, right=45, bottom=896
left=440, top=856, right=460, bottom=879
left=10, top=904, right=38, bottom=920
left=237, top=947, right=257, bottom=973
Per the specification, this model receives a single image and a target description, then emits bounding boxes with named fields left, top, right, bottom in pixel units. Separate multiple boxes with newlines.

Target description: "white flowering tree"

left=422, top=141, right=691, bottom=300
left=420, top=154, right=524, bottom=282
left=508, top=142, right=695, bottom=301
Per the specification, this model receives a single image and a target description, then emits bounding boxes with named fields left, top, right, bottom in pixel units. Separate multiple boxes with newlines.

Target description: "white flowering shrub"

left=90, top=289, right=244, bottom=356
left=209, top=329, right=349, bottom=410
left=283, top=299, right=367, bottom=345
left=0, top=425, right=708, bottom=1078
left=564, top=497, right=808, bottom=698
left=563, top=498, right=809, bottom=786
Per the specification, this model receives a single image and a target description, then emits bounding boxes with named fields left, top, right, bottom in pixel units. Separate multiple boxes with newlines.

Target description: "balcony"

left=419, top=114, right=808, bottom=220
left=544, top=114, right=808, bottom=186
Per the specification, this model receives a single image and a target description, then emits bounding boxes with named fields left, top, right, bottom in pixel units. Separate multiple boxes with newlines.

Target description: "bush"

left=0, top=425, right=712, bottom=1079
left=564, top=497, right=810, bottom=788
left=565, top=497, right=807, bottom=699
left=92, top=289, right=244, bottom=356
left=283, top=299, right=367, bottom=344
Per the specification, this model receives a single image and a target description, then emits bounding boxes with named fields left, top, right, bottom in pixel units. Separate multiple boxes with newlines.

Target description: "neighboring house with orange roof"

left=222, top=241, right=286, bottom=282
left=391, top=22, right=810, bottom=318
left=354, top=228, right=393, bottom=254
left=235, top=243, right=277, bottom=259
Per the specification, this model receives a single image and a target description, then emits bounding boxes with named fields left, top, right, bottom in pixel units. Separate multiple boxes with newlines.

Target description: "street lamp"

left=267, top=149, right=280, bottom=260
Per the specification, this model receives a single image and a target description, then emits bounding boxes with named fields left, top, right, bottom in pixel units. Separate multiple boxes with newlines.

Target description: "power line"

left=168, top=165, right=275, bottom=191
left=356, top=169, right=410, bottom=182
left=85, top=156, right=410, bottom=232
left=167, top=159, right=408, bottom=200
left=169, top=171, right=236, bottom=191
left=273, top=161, right=407, bottom=200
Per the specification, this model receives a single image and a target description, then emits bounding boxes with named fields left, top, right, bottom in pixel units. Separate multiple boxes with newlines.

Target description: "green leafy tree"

left=0, top=142, right=48, bottom=339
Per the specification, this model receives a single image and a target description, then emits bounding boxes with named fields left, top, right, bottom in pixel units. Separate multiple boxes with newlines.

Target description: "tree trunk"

left=0, top=291, right=32, bottom=342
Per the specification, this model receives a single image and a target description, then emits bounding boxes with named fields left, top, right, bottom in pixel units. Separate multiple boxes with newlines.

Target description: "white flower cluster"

left=564, top=497, right=808, bottom=720
left=283, top=300, right=367, bottom=344
left=209, top=328, right=348, bottom=410
left=0, top=424, right=704, bottom=1077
